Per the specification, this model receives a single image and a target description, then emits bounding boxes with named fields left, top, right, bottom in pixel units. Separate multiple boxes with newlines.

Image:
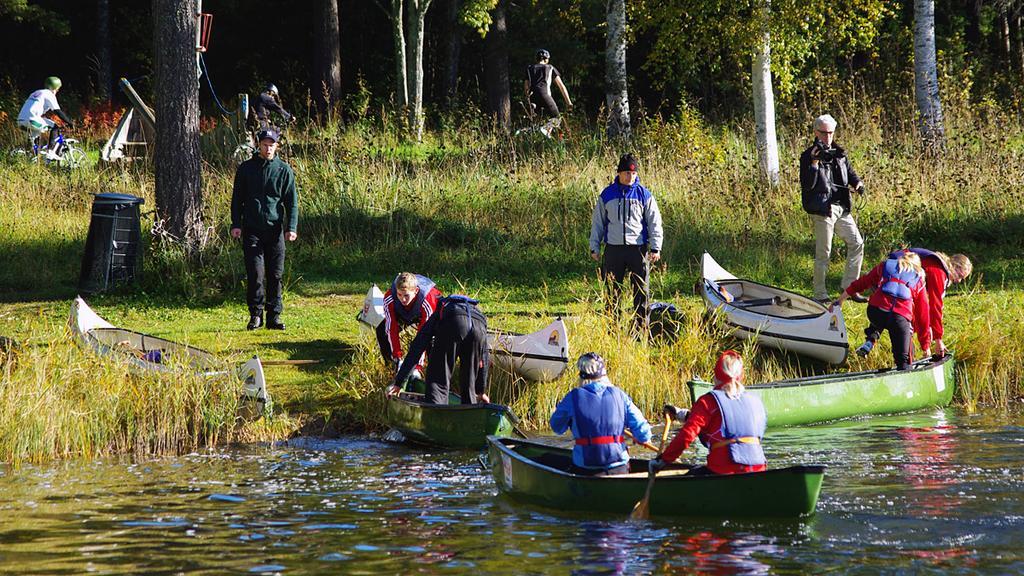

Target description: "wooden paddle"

left=623, top=429, right=660, bottom=452
left=630, top=415, right=673, bottom=520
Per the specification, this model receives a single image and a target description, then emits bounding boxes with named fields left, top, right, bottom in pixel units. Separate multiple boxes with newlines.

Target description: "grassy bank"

left=1, top=104, right=1022, bottom=462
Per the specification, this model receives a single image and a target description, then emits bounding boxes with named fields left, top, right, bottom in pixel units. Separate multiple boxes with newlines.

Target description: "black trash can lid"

left=93, top=193, right=144, bottom=206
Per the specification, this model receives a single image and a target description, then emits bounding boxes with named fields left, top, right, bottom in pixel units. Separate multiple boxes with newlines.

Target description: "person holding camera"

left=800, top=114, right=866, bottom=304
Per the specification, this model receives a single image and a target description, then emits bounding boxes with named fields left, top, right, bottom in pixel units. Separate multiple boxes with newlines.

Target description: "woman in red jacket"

left=913, top=249, right=972, bottom=357
left=833, top=250, right=931, bottom=370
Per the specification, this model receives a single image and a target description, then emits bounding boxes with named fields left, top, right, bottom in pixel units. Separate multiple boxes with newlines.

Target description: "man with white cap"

left=799, top=114, right=867, bottom=304
left=549, top=352, right=653, bottom=476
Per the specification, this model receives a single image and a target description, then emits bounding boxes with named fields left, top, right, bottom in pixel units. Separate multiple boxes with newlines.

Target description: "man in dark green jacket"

left=230, top=128, right=298, bottom=330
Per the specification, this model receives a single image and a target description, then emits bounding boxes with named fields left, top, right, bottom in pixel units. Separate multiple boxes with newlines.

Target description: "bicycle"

left=10, top=126, right=87, bottom=169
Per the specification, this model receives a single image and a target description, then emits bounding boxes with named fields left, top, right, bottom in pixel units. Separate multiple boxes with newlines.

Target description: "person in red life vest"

left=378, top=272, right=443, bottom=378
left=549, top=352, right=653, bottom=476
left=651, top=350, right=767, bottom=476
left=910, top=249, right=972, bottom=357
left=832, top=250, right=931, bottom=370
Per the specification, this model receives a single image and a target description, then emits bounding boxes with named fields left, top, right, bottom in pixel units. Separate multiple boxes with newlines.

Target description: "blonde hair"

left=949, top=254, right=972, bottom=279
left=395, top=272, right=418, bottom=291
left=714, top=354, right=745, bottom=399
left=896, top=251, right=925, bottom=278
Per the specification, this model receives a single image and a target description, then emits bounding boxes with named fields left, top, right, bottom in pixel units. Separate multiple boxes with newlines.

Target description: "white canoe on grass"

left=70, top=297, right=270, bottom=415
left=355, top=284, right=570, bottom=382
left=700, top=252, right=849, bottom=364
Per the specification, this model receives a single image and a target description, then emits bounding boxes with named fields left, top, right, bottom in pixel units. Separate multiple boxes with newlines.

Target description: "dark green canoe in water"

left=385, top=392, right=520, bottom=449
left=487, top=436, right=825, bottom=518
left=687, top=353, right=956, bottom=427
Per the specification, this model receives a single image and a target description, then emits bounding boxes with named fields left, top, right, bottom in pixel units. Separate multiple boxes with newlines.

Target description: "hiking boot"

left=246, top=315, right=263, bottom=330
left=856, top=340, right=875, bottom=358
left=266, top=317, right=285, bottom=330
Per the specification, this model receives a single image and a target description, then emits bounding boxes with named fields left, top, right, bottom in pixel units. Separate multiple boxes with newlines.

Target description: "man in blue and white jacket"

left=550, top=352, right=653, bottom=476
left=589, top=153, right=664, bottom=332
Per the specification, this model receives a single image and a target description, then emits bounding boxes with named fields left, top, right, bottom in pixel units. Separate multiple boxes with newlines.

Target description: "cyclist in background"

left=17, top=76, right=74, bottom=160
left=524, top=49, right=572, bottom=138
left=253, top=83, right=293, bottom=130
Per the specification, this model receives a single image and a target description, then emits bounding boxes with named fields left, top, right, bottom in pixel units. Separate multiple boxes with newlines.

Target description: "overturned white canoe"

left=700, top=253, right=849, bottom=364
left=70, top=297, right=270, bottom=413
left=356, top=284, right=569, bottom=382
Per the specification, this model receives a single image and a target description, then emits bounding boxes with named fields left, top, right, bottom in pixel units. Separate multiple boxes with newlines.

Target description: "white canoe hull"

left=488, top=318, right=571, bottom=383
left=70, top=297, right=270, bottom=411
left=700, top=253, right=849, bottom=364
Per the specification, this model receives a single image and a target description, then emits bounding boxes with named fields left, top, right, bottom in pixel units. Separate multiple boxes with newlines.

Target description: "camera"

left=812, top=138, right=844, bottom=163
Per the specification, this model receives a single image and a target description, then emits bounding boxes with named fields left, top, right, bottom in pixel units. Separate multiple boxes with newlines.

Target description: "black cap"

left=257, top=128, right=280, bottom=143
left=617, top=153, right=638, bottom=172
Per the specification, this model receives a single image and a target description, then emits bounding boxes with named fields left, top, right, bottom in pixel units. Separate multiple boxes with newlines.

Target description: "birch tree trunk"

left=152, top=0, right=204, bottom=255
left=484, top=0, right=510, bottom=130
left=391, top=0, right=408, bottom=107
left=313, top=0, right=342, bottom=114
left=605, top=0, right=630, bottom=139
left=752, top=0, right=779, bottom=185
left=913, top=0, right=946, bottom=152
left=406, top=0, right=433, bottom=141
left=96, top=0, right=112, bottom=102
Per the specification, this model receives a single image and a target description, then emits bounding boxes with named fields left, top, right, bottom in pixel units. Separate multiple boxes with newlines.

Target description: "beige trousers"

left=811, top=204, right=864, bottom=300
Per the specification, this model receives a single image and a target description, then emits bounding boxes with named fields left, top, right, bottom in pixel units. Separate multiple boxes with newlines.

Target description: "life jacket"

left=390, top=274, right=436, bottom=325
left=570, top=385, right=627, bottom=468
left=878, top=252, right=924, bottom=301
left=705, top=390, right=766, bottom=466
left=906, top=248, right=951, bottom=288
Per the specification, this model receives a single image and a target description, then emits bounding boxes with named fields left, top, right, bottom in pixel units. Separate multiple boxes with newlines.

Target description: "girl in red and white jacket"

left=833, top=250, right=931, bottom=370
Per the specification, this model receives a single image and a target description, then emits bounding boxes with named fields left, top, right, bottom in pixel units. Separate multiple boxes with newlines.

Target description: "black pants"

left=866, top=305, right=914, bottom=371
left=375, top=320, right=418, bottom=366
left=242, top=226, right=285, bottom=320
left=425, top=305, right=489, bottom=405
left=531, top=92, right=559, bottom=118
left=602, top=244, right=650, bottom=331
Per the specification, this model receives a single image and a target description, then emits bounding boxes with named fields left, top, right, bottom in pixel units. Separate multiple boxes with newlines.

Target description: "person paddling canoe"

left=549, top=352, right=653, bottom=476
left=652, top=351, right=767, bottom=476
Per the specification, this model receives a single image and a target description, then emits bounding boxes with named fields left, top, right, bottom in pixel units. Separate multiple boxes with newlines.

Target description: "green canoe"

left=687, top=353, right=956, bottom=427
left=385, top=392, right=521, bottom=449
left=487, top=436, right=825, bottom=518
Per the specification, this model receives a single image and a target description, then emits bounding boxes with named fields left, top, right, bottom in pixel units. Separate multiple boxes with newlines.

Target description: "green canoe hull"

left=487, top=436, right=825, bottom=518
left=385, top=393, right=519, bottom=449
left=688, top=353, right=956, bottom=427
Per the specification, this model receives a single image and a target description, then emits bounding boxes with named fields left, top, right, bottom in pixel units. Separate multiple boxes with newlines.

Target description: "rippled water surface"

left=1, top=408, right=1023, bottom=575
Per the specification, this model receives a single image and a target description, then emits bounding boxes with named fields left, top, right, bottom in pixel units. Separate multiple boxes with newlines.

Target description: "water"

left=1, top=408, right=1023, bottom=575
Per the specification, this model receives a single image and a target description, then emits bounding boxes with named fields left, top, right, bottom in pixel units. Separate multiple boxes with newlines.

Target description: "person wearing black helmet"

left=253, top=83, right=293, bottom=130
left=524, top=49, right=572, bottom=137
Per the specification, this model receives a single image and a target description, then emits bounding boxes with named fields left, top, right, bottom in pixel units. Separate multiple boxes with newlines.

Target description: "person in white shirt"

left=17, top=76, right=74, bottom=159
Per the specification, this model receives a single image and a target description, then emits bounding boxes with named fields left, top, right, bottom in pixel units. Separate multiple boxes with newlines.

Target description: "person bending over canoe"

left=910, top=249, right=972, bottom=357
left=651, top=351, right=766, bottom=476
left=386, top=295, right=490, bottom=405
left=378, top=272, right=443, bottom=378
left=832, top=249, right=931, bottom=370
left=549, top=352, right=653, bottom=477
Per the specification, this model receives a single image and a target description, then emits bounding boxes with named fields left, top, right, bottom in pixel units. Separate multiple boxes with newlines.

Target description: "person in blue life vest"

left=549, top=352, right=653, bottom=476
left=377, top=272, right=443, bottom=378
left=589, top=153, right=664, bottom=334
left=386, top=295, right=490, bottom=405
left=832, top=249, right=931, bottom=370
left=652, top=350, right=767, bottom=476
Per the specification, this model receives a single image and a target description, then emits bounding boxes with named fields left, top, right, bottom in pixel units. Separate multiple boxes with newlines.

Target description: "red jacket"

left=845, top=261, right=932, bottom=351
left=660, top=393, right=767, bottom=475
left=382, top=285, right=442, bottom=361
left=921, top=256, right=950, bottom=341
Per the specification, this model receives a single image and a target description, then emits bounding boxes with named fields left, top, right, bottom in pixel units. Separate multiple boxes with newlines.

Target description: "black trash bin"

left=79, top=193, right=144, bottom=294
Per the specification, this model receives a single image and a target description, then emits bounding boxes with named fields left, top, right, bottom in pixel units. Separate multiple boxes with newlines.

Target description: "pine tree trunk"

left=913, top=0, right=946, bottom=152
left=484, top=0, right=509, bottom=130
left=1017, top=10, right=1024, bottom=80
left=96, top=0, right=112, bottom=103
left=152, top=0, right=204, bottom=255
left=313, top=0, right=342, bottom=114
left=752, top=1, right=779, bottom=185
left=441, top=0, right=464, bottom=108
left=605, top=0, right=630, bottom=139
left=406, top=0, right=432, bottom=141
left=391, top=0, right=408, bottom=107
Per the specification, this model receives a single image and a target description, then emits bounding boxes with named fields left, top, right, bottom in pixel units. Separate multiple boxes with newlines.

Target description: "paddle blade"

left=630, top=496, right=650, bottom=520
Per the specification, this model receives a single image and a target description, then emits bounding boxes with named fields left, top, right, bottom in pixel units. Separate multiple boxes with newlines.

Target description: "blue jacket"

left=550, top=378, right=652, bottom=470
left=589, top=178, right=664, bottom=254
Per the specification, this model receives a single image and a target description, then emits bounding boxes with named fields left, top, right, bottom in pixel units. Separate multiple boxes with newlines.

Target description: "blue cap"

left=258, top=128, right=279, bottom=143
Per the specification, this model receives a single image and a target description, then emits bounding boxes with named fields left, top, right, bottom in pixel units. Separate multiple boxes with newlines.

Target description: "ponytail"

left=897, top=251, right=924, bottom=279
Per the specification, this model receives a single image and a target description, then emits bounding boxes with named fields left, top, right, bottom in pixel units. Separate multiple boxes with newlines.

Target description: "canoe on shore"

left=70, top=297, right=270, bottom=415
left=687, top=353, right=955, bottom=427
left=487, top=436, right=825, bottom=518
left=356, top=284, right=570, bottom=382
left=700, top=252, right=849, bottom=364
left=385, top=392, right=521, bottom=449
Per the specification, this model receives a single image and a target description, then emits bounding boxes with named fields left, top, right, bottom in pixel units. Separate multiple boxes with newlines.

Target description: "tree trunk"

left=406, top=0, right=432, bottom=141
left=391, top=0, right=408, bottom=107
left=752, top=0, right=779, bottom=185
left=441, top=0, right=464, bottom=108
left=1002, top=11, right=1012, bottom=57
left=913, top=0, right=946, bottom=152
left=96, top=0, right=112, bottom=103
left=605, top=0, right=630, bottom=139
left=152, top=0, right=204, bottom=254
left=313, top=0, right=342, bottom=114
left=484, top=0, right=509, bottom=130
left=1017, top=10, right=1024, bottom=79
